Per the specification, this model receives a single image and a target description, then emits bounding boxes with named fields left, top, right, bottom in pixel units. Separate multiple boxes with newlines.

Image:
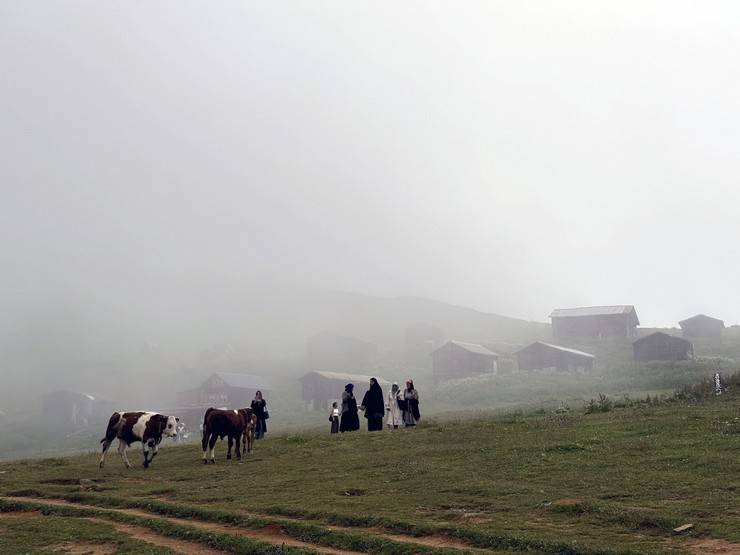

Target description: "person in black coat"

left=340, top=383, right=360, bottom=433
left=360, top=378, right=385, bottom=432
left=251, top=390, right=268, bottom=439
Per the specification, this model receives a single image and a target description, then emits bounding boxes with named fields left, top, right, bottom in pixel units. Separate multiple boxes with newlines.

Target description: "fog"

left=2, top=3, right=740, bottom=418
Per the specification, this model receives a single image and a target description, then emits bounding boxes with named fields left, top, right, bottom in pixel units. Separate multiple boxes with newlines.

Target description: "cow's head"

left=162, top=415, right=179, bottom=438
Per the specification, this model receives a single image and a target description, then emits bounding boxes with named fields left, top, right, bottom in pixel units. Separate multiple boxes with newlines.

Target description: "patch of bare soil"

left=687, top=539, right=740, bottom=554
left=6, top=495, right=502, bottom=554
left=552, top=498, right=585, bottom=507
left=157, top=495, right=502, bottom=553
left=2, top=497, right=360, bottom=555
left=0, top=510, right=39, bottom=519
left=52, top=541, right=116, bottom=555
left=85, top=518, right=223, bottom=555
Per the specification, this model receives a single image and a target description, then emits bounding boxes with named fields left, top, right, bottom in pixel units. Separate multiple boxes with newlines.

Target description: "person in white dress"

left=385, top=382, right=402, bottom=429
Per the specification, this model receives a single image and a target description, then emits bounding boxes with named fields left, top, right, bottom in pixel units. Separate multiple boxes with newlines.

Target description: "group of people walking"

left=331, top=378, right=420, bottom=433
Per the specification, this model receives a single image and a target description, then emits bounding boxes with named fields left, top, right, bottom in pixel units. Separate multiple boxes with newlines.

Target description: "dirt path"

left=687, top=539, right=740, bottom=555
left=86, top=517, right=225, bottom=555
left=0, top=510, right=214, bottom=555
left=3, top=497, right=362, bottom=555
left=237, top=509, right=486, bottom=551
left=153, top=496, right=489, bottom=552
left=11, top=493, right=492, bottom=553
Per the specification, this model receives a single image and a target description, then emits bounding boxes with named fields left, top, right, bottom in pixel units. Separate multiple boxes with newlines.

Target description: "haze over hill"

left=0, top=280, right=549, bottom=410
left=3, top=1, right=740, bottom=463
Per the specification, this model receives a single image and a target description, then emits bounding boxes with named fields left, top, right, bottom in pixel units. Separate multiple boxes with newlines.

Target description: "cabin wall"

left=517, top=345, right=592, bottom=372
left=681, top=321, right=724, bottom=338
left=432, top=344, right=496, bottom=382
left=634, top=338, right=693, bottom=362
left=552, top=315, right=636, bottom=339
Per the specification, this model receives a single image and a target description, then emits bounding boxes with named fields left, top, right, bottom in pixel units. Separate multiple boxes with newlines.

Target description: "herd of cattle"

left=99, top=407, right=257, bottom=469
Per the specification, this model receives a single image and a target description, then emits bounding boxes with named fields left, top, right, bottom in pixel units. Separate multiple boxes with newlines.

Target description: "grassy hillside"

left=2, top=379, right=739, bottom=554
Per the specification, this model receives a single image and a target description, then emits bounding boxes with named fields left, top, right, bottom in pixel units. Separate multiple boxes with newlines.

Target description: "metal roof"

left=516, top=341, right=595, bottom=358
left=549, top=305, right=636, bottom=318
left=678, top=314, right=725, bottom=327
left=448, top=340, right=499, bottom=357
left=213, top=372, right=274, bottom=391
left=300, top=371, right=391, bottom=385
left=632, top=331, right=692, bottom=345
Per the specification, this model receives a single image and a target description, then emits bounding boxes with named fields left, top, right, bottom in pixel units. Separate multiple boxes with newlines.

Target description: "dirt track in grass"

left=2, top=495, right=506, bottom=553
left=3, top=497, right=367, bottom=555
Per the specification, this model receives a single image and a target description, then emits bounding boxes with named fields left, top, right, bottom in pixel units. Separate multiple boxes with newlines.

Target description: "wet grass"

left=2, top=392, right=740, bottom=554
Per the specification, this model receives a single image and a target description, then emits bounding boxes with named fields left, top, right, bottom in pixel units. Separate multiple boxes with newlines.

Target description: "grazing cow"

left=201, top=407, right=256, bottom=464
left=99, top=412, right=178, bottom=469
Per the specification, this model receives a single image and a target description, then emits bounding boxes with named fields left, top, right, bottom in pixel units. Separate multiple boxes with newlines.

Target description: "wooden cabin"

left=515, top=341, right=595, bottom=373
left=633, top=332, right=694, bottom=362
left=550, top=305, right=639, bottom=340
left=177, top=372, right=273, bottom=409
left=299, top=371, right=391, bottom=410
left=431, top=340, right=499, bottom=383
left=305, top=331, right=378, bottom=372
left=678, top=314, right=725, bottom=338
left=41, top=390, right=115, bottom=428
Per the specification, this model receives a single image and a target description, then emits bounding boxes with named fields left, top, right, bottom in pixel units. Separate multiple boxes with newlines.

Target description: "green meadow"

left=2, top=379, right=739, bottom=554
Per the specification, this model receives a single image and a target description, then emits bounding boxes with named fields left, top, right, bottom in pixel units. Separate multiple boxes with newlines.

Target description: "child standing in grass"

left=329, top=401, right=340, bottom=434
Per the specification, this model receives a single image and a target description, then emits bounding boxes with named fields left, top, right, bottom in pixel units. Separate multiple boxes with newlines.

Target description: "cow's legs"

left=245, top=426, right=254, bottom=454
left=202, top=432, right=211, bottom=464
left=208, top=434, right=218, bottom=464
left=142, top=439, right=156, bottom=468
left=227, top=435, right=234, bottom=460
left=150, top=442, right=159, bottom=463
left=118, top=440, right=132, bottom=469
left=235, top=433, right=242, bottom=461
left=99, top=439, right=112, bottom=468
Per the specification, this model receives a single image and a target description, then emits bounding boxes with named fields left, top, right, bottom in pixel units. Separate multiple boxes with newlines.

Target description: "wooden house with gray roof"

left=678, top=314, right=725, bottom=338
left=300, top=371, right=391, bottom=409
left=431, top=340, right=499, bottom=383
left=550, top=305, right=639, bottom=340
left=515, top=342, right=595, bottom=373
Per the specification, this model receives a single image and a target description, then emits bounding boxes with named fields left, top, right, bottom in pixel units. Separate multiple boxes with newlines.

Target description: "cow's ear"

left=175, top=417, right=180, bottom=422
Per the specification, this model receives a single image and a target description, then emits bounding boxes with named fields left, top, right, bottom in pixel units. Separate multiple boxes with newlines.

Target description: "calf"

left=99, top=412, right=178, bottom=469
left=201, top=407, right=256, bottom=464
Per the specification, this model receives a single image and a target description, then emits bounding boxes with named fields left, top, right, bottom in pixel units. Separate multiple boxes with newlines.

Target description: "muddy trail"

left=0, top=509, right=223, bottom=555
left=2, top=495, right=492, bottom=554
left=144, top=494, right=491, bottom=552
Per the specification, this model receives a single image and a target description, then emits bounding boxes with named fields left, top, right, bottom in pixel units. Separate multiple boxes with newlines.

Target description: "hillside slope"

left=2, top=388, right=739, bottom=554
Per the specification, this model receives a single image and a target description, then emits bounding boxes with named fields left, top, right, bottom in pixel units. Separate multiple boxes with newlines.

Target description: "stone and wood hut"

left=550, top=305, right=640, bottom=340
left=678, top=314, right=725, bottom=338
left=177, top=372, right=273, bottom=409
left=515, top=341, right=595, bottom=373
left=431, top=340, right=499, bottom=383
left=633, top=332, right=694, bottom=362
left=299, top=371, right=391, bottom=410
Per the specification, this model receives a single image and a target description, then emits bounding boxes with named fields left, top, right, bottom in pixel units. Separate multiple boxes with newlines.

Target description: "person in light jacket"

left=385, top=382, right=402, bottom=429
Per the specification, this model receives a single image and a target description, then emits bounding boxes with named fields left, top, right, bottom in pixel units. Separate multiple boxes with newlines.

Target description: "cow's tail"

left=201, top=407, right=216, bottom=449
left=101, top=412, right=122, bottom=444
left=202, top=407, right=217, bottom=432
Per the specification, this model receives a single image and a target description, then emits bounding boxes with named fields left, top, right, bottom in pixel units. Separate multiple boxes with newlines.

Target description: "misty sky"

left=2, top=2, right=740, bottom=327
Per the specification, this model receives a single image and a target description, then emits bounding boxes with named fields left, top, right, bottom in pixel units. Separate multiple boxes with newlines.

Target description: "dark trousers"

left=255, top=418, right=267, bottom=439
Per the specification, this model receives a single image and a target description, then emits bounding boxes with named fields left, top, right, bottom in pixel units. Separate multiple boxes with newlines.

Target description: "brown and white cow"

left=99, top=412, right=178, bottom=469
left=201, top=407, right=256, bottom=464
